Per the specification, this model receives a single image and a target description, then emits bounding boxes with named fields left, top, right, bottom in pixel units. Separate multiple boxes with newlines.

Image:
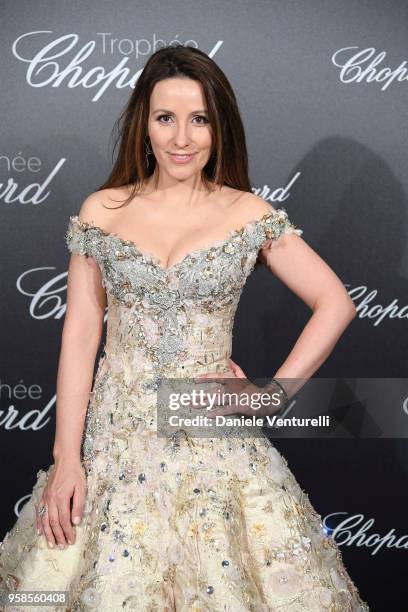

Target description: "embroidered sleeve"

left=259, top=208, right=303, bottom=249
left=65, top=215, right=89, bottom=257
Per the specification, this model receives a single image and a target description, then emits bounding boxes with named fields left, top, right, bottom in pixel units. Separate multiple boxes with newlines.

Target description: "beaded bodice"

left=65, top=207, right=302, bottom=382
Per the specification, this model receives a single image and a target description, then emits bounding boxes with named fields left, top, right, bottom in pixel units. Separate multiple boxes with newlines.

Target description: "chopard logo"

left=325, top=512, right=408, bottom=556
left=16, top=270, right=110, bottom=321
left=0, top=156, right=66, bottom=205
left=17, top=269, right=69, bottom=319
left=346, top=284, right=408, bottom=326
left=332, top=46, right=408, bottom=90
left=0, top=378, right=53, bottom=432
left=11, top=31, right=224, bottom=102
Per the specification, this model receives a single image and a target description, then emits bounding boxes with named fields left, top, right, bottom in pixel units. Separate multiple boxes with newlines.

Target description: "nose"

left=173, top=121, right=192, bottom=148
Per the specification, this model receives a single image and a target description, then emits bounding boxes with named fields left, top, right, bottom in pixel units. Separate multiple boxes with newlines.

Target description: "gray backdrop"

left=1, top=1, right=408, bottom=609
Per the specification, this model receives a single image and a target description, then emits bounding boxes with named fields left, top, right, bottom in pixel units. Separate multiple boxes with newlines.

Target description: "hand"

left=194, top=359, right=284, bottom=419
left=35, top=459, right=87, bottom=549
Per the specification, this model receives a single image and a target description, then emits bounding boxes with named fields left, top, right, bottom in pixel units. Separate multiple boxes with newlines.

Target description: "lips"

left=168, top=153, right=196, bottom=164
left=169, top=153, right=195, bottom=157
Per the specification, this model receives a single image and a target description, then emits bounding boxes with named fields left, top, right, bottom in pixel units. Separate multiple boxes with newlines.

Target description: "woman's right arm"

left=36, top=196, right=107, bottom=549
left=53, top=250, right=106, bottom=463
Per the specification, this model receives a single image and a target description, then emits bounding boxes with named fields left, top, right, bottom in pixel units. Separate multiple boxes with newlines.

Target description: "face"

left=147, top=77, right=213, bottom=181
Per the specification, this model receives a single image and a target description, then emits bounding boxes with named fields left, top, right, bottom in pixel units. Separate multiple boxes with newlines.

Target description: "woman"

left=0, top=45, right=369, bottom=611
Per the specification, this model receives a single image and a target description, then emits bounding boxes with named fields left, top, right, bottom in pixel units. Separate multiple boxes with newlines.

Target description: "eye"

left=157, top=114, right=172, bottom=123
left=193, top=115, right=210, bottom=125
left=156, top=114, right=209, bottom=125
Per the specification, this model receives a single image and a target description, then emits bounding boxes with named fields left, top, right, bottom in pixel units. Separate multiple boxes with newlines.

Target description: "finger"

left=40, top=503, right=55, bottom=549
left=193, top=383, right=230, bottom=410
left=191, top=387, right=211, bottom=408
left=71, top=483, right=86, bottom=536
left=59, top=496, right=76, bottom=545
left=228, top=359, right=246, bottom=378
left=193, top=381, right=225, bottom=407
left=234, top=366, right=246, bottom=378
left=47, top=498, right=68, bottom=548
left=228, top=359, right=240, bottom=374
left=188, top=378, right=218, bottom=410
left=35, top=502, right=43, bottom=536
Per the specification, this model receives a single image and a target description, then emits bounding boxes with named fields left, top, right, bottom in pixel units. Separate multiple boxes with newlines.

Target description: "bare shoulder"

left=76, top=186, right=130, bottom=228
left=223, top=188, right=277, bottom=222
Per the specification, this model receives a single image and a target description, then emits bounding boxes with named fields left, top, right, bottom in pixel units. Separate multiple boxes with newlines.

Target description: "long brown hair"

left=98, top=44, right=253, bottom=208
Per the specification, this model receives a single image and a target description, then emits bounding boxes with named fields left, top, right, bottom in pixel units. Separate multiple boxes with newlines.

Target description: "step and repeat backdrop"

left=1, top=1, right=407, bottom=609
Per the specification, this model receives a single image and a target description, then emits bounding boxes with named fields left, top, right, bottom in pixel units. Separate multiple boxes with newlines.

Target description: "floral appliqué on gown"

left=0, top=207, right=370, bottom=611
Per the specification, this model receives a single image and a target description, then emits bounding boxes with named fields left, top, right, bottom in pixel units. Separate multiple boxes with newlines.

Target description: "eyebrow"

left=152, top=108, right=208, bottom=114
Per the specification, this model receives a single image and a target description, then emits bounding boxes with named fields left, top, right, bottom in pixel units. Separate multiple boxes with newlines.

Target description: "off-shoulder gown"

left=0, top=207, right=370, bottom=611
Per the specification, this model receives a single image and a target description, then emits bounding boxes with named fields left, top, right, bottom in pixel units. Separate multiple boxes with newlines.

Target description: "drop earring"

left=144, top=137, right=153, bottom=168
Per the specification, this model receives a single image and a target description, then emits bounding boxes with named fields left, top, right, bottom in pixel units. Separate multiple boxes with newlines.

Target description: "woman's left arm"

left=259, top=233, right=357, bottom=399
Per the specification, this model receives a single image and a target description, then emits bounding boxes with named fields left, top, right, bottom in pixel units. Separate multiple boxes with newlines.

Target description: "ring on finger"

left=38, top=504, right=48, bottom=518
